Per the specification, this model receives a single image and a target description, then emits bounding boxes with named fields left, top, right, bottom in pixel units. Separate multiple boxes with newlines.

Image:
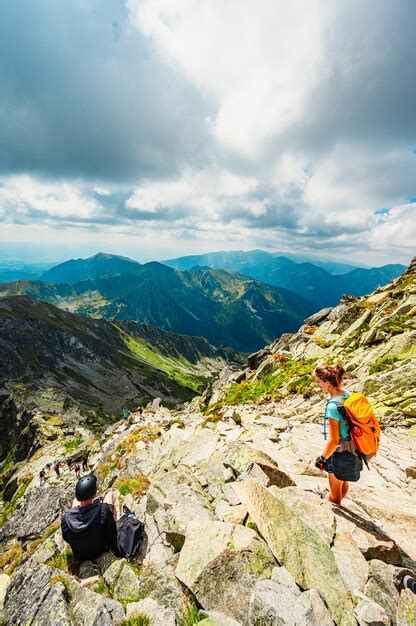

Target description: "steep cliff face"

left=207, top=258, right=416, bottom=427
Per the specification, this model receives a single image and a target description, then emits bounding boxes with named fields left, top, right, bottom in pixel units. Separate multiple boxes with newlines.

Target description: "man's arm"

left=104, top=505, right=119, bottom=555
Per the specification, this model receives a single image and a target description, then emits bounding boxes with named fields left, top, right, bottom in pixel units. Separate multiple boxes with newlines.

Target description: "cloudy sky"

left=0, top=0, right=415, bottom=265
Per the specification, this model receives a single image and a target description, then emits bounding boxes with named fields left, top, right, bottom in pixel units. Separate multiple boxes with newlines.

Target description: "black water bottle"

left=403, top=575, right=416, bottom=594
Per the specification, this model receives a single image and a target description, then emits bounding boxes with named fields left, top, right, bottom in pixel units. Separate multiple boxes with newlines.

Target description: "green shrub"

left=121, top=615, right=151, bottom=626
left=47, top=547, right=75, bottom=572
left=114, top=475, right=149, bottom=498
left=179, top=601, right=203, bottom=626
left=62, top=437, right=83, bottom=453
left=369, top=355, right=399, bottom=374
left=224, top=358, right=314, bottom=405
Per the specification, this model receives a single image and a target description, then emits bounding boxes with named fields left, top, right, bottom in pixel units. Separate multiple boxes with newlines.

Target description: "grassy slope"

left=211, top=261, right=416, bottom=421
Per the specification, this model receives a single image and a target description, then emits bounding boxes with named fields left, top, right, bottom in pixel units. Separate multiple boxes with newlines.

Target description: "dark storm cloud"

left=0, top=0, right=211, bottom=182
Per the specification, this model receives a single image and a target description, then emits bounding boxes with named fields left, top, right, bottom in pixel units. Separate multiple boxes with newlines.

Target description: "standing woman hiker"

left=314, top=364, right=362, bottom=505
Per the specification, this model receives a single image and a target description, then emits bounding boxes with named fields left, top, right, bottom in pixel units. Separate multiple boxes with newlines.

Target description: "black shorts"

left=324, top=455, right=334, bottom=474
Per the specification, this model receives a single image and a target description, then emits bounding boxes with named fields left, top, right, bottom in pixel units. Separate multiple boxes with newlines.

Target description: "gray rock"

left=4, top=564, right=70, bottom=626
left=355, top=596, right=389, bottom=625
left=126, top=597, right=176, bottom=625
left=69, top=581, right=125, bottom=625
left=270, top=566, right=300, bottom=594
left=103, top=558, right=126, bottom=587
left=397, top=588, right=416, bottom=626
left=113, top=563, right=141, bottom=602
left=297, top=589, right=334, bottom=626
left=3, top=483, right=73, bottom=539
left=234, top=480, right=355, bottom=625
left=222, top=483, right=241, bottom=506
left=176, top=521, right=275, bottom=624
left=249, top=578, right=302, bottom=625
left=332, top=531, right=369, bottom=593
left=364, top=560, right=401, bottom=625
left=32, top=582, right=71, bottom=625
left=137, top=563, right=186, bottom=613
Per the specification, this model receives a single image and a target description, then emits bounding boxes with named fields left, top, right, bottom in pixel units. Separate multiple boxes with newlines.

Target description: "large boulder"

left=248, top=579, right=334, bottom=626
left=268, top=486, right=336, bottom=545
left=4, top=564, right=70, bottom=626
left=137, top=563, right=187, bottom=614
left=364, top=560, right=402, bottom=624
left=68, top=581, right=125, bottom=625
left=126, top=597, right=175, bottom=625
left=234, top=480, right=356, bottom=625
left=332, top=531, right=369, bottom=594
left=175, top=520, right=276, bottom=624
left=2, top=483, right=72, bottom=540
left=223, top=441, right=294, bottom=487
left=172, top=428, right=220, bottom=467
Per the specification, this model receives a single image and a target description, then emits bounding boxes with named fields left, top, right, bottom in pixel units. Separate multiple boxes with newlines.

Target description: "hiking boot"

left=403, top=575, right=416, bottom=594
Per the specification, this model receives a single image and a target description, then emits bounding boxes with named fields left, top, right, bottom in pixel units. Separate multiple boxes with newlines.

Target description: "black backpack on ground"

left=116, top=507, right=148, bottom=560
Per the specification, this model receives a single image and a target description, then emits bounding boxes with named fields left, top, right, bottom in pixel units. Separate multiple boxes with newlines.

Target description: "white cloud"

left=370, top=203, right=416, bottom=252
left=128, top=0, right=330, bottom=157
left=0, top=176, right=101, bottom=221
left=126, top=168, right=259, bottom=217
left=1, top=1, right=415, bottom=265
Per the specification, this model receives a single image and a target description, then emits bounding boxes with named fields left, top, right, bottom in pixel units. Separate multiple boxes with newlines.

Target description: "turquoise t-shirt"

left=325, top=392, right=351, bottom=441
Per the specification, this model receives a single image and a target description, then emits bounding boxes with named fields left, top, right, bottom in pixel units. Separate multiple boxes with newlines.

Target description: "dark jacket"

left=61, top=501, right=118, bottom=561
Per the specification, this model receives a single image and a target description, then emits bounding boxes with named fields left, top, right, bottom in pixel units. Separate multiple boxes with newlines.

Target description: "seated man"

left=61, top=474, right=119, bottom=562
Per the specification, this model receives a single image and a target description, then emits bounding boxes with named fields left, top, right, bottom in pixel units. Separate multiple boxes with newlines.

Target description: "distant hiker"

left=61, top=474, right=119, bottom=562
left=67, top=459, right=72, bottom=470
left=39, top=469, right=46, bottom=486
left=314, top=365, right=363, bottom=505
left=82, top=455, right=89, bottom=472
left=53, top=461, right=61, bottom=477
left=74, top=464, right=81, bottom=478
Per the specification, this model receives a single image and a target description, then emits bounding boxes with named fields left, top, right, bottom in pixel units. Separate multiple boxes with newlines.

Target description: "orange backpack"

left=342, top=392, right=381, bottom=460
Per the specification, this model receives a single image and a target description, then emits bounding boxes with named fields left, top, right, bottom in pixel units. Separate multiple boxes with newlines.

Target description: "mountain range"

left=164, top=249, right=406, bottom=307
left=0, top=259, right=414, bottom=626
left=0, top=295, right=236, bottom=428
left=39, top=252, right=143, bottom=283
left=0, top=262, right=315, bottom=352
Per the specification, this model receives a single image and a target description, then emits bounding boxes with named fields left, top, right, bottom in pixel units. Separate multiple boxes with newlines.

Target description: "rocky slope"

left=206, top=257, right=416, bottom=428
left=0, top=295, right=238, bottom=471
left=0, top=262, right=315, bottom=352
left=0, top=260, right=415, bottom=626
left=0, top=399, right=415, bottom=625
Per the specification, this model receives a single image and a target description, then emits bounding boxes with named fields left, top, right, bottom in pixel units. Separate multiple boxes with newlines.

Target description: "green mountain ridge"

left=40, top=252, right=142, bottom=283
left=207, top=257, right=416, bottom=427
left=0, top=295, right=236, bottom=440
left=0, top=262, right=315, bottom=352
left=164, top=249, right=406, bottom=307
